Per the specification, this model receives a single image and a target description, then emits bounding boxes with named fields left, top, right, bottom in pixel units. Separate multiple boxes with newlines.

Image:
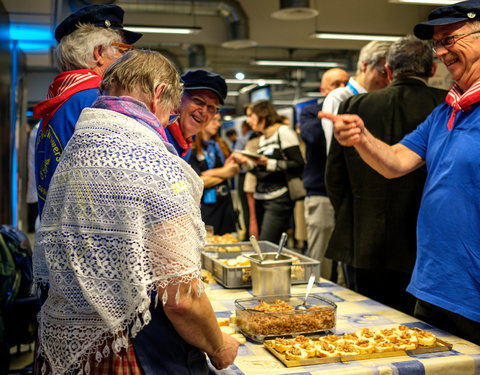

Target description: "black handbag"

left=277, top=130, right=306, bottom=201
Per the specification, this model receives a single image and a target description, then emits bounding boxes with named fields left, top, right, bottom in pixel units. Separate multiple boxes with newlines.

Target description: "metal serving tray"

left=201, top=241, right=320, bottom=288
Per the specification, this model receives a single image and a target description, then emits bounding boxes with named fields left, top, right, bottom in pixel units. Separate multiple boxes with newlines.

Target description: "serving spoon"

left=295, top=274, right=316, bottom=310
left=249, top=235, right=264, bottom=262
left=274, top=232, right=288, bottom=260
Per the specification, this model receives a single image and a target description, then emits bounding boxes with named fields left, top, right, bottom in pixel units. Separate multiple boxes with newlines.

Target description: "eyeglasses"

left=111, top=42, right=134, bottom=55
left=374, top=64, right=387, bottom=78
left=431, top=30, right=480, bottom=52
left=185, top=92, right=220, bottom=115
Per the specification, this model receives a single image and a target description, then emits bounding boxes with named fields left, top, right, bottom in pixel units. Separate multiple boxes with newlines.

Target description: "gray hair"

left=100, top=49, right=183, bottom=113
left=387, top=35, right=433, bottom=80
left=55, top=24, right=123, bottom=72
left=356, top=40, right=392, bottom=74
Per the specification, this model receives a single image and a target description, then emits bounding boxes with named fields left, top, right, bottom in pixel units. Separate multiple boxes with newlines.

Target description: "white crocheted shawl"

left=33, top=107, right=205, bottom=375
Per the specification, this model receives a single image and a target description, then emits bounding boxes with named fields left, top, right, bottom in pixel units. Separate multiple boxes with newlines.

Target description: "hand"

left=208, top=332, right=239, bottom=370
left=318, top=111, right=365, bottom=146
left=255, top=156, right=268, bottom=166
left=229, top=152, right=248, bottom=164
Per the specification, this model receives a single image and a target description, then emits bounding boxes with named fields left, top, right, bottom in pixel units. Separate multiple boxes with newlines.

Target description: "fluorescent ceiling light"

left=227, top=91, right=240, bottom=96
left=125, top=26, right=202, bottom=35
left=225, top=78, right=288, bottom=85
left=305, top=92, right=324, bottom=98
left=252, top=60, right=341, bottom=68
left=311, top=32, right=401, bottom=42
left=389, top=0, right=456, bottom=4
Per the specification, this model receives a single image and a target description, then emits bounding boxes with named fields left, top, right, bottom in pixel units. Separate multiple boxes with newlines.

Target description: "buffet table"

left=206, top=278, right=480, bottom=375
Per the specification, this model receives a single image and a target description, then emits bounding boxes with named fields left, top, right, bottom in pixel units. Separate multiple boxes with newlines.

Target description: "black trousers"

left=346, top=266, right=417, bottom=316
left=414, top=299, right=480, bottom=346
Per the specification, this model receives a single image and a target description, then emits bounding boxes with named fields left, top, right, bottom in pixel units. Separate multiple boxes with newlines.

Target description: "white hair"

left=55, top=24, right=123, bottom=72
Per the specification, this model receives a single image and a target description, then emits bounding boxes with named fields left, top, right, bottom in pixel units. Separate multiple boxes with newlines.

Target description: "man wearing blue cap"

left=166, top=69, right=228, bottom=160
left=320, top=0, right=480, bottom=345
left=33, top=4, right=142, bottom=218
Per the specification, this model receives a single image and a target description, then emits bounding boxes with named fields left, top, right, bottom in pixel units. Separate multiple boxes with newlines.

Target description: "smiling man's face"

left=177, top=89, right=220, bottom=139
left=433, top=21, right=480, bottom=90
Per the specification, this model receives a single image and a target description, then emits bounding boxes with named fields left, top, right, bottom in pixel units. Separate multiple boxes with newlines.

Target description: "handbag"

left=277, top=129, right=306, bottom=201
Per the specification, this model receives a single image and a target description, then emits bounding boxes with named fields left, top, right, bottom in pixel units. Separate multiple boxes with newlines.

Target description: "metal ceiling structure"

left=3, top=0, right=440, bottom=112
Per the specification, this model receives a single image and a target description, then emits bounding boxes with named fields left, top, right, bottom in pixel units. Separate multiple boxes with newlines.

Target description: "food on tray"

left=220, top=255, right=250, bottom=267
left=284, top=346, right=309, bottom=360
left=232, top=333, right=246, bottom=345
left=206, top=233, right=239, bottom=245
left=216, top=314, right=247, bottom=345
left=235, top=297, right=336, bottom=339
left=201, top=269, right=215, bottom=284
left=266, top=325, right=441, bottom=361
left=217, top=317, right=230, bottom=327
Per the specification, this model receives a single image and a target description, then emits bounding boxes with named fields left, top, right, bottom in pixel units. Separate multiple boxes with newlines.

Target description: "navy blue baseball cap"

left=414, top=0, right=480, bottom=40
left=55, top=4, right=142, bottom=44
left=181, top=69, right=228, bottom=105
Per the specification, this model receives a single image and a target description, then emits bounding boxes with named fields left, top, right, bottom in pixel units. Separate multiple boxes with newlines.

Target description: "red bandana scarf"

left=445, top=79, right=480, bottom=130
left=166, top=120, right=193, bottom=157
left=33, top=69, right=102, bottom=132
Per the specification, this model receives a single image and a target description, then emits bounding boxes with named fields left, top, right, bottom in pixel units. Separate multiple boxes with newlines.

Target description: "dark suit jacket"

left=325, top=78, right=447, bottom=273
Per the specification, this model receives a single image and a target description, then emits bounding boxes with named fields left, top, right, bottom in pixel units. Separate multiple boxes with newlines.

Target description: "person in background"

left=233, top=121, right=254, bottom=240
left=320, top=0, right=480, bottom=345
left=33, top=4, right=142, bottom=218
left=321, top=40, right=392, bottom=154
left=325, top=35, right=447, bottom=315
left=26, top=121, right=40, bottom=233
left=225, top=128, right=238, bottom=151
left=33, top=49, right=238, bottom=374
left=231, top=100, right=304, bottom=244
left=299, top=67, right=349, bottom=280
left=166, top=69, right=227, bottom=160
left=189, top=113, right=240, bottom=235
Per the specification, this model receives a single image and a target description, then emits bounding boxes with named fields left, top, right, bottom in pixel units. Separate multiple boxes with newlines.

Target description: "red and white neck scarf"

left=445, top=79, right=480, bottom=130
left=33, top=69, right=102, bottom=132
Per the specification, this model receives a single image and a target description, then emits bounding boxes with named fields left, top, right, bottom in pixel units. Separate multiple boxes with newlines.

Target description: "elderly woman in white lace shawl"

left=33, top=49, right=238, bottom=375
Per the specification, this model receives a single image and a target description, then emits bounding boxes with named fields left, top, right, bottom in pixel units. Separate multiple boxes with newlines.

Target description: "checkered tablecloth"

left=206, top=279, right=480, bottom=375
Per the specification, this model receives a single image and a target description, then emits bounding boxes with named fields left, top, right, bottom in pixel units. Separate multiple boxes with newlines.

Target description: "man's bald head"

left=320, top=68, right=349, bottom=97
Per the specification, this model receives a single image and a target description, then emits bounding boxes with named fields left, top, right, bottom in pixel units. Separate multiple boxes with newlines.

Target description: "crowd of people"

left=22, top=0, right=480, bottom=373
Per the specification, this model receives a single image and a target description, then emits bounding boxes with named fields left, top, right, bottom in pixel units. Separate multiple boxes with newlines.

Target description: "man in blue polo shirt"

left=320, top=0, right=480, bottom=345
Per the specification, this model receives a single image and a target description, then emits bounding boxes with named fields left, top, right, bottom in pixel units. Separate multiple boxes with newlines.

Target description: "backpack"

left=0, top=225, right=38, bottom=374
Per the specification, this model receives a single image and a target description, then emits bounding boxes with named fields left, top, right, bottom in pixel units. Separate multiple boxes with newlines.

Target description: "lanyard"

left=347, top=81, right=359, bottom=95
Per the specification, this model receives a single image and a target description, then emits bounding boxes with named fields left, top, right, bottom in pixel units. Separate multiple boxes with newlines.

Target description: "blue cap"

left=414, top=0, right=480, bottom=40
left=181, top=69, right=228, bottom=105
left=55, top=4, right=143, bottom=44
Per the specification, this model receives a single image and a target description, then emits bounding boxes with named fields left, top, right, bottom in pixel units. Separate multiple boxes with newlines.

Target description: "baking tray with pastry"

left=262, top=325, right=453, bottom=367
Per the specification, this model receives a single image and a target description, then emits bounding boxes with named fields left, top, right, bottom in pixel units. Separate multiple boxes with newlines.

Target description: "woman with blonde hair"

left=34, top=49, right=238, bottom=375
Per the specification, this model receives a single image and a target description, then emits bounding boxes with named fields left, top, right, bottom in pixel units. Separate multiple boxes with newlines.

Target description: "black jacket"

left=325, top=78, right=447, bottom=272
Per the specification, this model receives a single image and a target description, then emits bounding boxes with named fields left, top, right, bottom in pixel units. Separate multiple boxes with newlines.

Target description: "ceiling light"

left=252, top=60, right=342, bottom=68
left=310, top=32, right=401, bottom=42
left=305, top=92, right=324, bottom=97
left=271, top=0, right=319, bottom=20
left=226, top=78, right=288, bottom=85
left=389, top=0, right=456, bottom=4
left=235, top=72, right=245, bottom=80
left=239, top=84, right=258, bottom=94
left=125, top=26, right=202, bottom=35
left=221, top=39, right=258, bottom=49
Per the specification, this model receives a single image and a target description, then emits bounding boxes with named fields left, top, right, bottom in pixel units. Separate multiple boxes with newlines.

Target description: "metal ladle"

left=295, top=274, right=316, bottom=310
left=275, top=232, right=288, bottom=260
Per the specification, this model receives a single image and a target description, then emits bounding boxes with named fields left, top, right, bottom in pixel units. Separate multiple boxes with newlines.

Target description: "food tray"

left=202, top=241, right=320, bottom=288
left=263, top=333, right=452, bottom=367
left=235, top=294, right=336, bottom=343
